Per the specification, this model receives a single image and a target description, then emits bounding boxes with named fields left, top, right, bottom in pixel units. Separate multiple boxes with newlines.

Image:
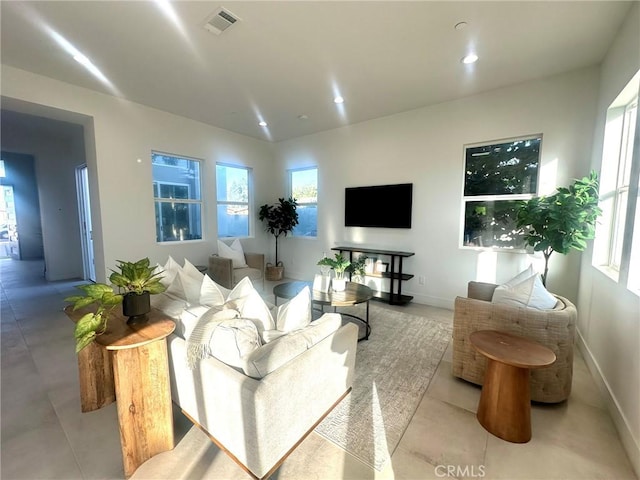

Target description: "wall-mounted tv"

left=345, top=183, right=413, bottom=228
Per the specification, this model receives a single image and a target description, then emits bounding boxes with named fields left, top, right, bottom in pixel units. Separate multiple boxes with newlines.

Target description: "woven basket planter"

left=265, top=262, right=284, bottom=281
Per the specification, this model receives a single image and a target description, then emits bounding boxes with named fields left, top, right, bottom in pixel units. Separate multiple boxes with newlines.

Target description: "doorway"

left=0, top=184, right=18, bottom=259
left=76, top=165, right=95, bottom=281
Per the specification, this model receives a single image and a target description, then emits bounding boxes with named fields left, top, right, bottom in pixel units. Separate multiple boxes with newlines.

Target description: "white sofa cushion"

left=200, top=274, right=230, bottom=307
left=274, top=286, right=311, bottom=333
left=242, top=313, right=342, bottom=378
left=160, top=255, right=182, bottom=286
left=206, top=319, right=262, bottom=368
left=217, top=238, right=248, bottom=268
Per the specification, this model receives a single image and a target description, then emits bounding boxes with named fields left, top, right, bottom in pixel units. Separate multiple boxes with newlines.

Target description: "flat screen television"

left=345, top=183, right=413, bottom=228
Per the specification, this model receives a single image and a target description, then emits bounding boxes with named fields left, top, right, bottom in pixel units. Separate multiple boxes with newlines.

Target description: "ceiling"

left=0, top=1, right=633, bottom=143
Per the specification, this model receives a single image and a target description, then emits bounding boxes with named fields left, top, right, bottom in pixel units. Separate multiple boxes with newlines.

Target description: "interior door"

left=76, top=165, right=96, bottom=281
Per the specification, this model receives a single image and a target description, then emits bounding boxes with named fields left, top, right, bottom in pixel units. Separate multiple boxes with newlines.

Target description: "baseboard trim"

left=576, top=329, right=640, bottom=479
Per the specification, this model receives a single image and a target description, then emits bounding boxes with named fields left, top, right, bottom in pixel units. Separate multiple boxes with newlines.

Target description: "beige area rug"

left=314, top=303, right=452, bottom=471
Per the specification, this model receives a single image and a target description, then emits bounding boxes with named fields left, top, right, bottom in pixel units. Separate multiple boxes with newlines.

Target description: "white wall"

left=578, top=3, right=640, bottom=476
left=274, top=67, right=599, bottom=308
left=1, top=66, right=276, bottom=282
left=1, top=112, right=85, bottom=280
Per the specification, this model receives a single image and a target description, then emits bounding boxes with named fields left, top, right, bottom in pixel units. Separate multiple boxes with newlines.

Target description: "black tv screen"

left=345, top=183, right=413, bottom=228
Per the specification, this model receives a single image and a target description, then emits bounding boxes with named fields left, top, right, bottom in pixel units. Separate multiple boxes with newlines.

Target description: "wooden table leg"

left=77, top=340, right=115, bottom=412
left=111, top=339, right=174, bottom=478
left=476, top=358, right=532, bottom=443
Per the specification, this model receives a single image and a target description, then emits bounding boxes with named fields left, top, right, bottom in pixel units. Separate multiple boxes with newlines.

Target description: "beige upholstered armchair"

left=452, top=281, right=577, bottom=403
left=208, top=252, right=265, bottom=290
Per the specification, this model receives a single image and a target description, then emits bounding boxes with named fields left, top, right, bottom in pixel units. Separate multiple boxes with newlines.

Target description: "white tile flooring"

left=1, top=258, right=637, bottom=480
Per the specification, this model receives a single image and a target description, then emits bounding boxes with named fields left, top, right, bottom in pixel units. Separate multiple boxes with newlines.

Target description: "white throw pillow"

left=227, top=276, right=255, bottom=301
left=150, top=291, right=189, bottom=318
left=229, top=288, right=275, bottom=334
left=175, top=304, right=210, bottom=338
left=166, top=270, right=202, bottom=304
left=503, top=265, right=535, bottom=287
left=275, top=286, right=312, bottom=333
left=217, top=239, right=248, bottom=269
left=200, top=274, right=230, bottom=307
left=160, top=256, right=182, bottom=286
left=182, top=259, right=205, bottom=282
left=208, top=319, right=262, bottom=368
left=492, top=272, right=557, bottom=310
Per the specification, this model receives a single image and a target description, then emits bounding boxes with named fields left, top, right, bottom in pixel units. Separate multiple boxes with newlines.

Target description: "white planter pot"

left=332, top=278, right=347, bottom=292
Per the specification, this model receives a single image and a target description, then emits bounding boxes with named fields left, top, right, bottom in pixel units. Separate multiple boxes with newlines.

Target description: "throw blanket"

left=186, top=305, right=240, bottom=368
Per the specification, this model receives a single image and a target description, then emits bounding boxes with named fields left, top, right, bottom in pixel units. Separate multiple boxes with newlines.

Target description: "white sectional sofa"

left=152, top=258, right=358, bottom=479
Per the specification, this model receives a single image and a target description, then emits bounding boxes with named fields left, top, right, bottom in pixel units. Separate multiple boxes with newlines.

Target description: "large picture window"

left=216, top=164, right=251, bottom=238
left=593, top=70, right=640, bottom=294
left=290, top=167, right=317, bottom=237
left=461, top=136, right=541, bottom=249
left=152, top=152, right=202, bottom=242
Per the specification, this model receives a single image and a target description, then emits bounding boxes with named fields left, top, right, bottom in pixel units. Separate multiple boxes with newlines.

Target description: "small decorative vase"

left=122, top=292, right=150, bottom=325
left=332, top=277, right=347, bottom=292
left=320, top=265, right=331, bottom=276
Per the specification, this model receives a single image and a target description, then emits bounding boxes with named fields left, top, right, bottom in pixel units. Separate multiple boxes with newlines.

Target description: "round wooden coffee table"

left=273, top=281, right=373, bottom=340
left=470, top=330, right=556, bottom=443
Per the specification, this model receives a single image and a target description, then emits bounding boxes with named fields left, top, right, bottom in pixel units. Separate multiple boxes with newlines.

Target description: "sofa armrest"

left=208, top=255, right=233, bottom=289
left=467, top=281, right=498, bottom=301
left=244, top=253, right=265, bottom=273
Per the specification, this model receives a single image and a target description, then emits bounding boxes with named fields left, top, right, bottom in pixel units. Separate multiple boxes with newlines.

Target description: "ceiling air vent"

left=204, top=7, right=240, bottom=35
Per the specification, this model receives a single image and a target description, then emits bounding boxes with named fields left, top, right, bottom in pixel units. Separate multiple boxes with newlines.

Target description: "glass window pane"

left=217, top=165, right=249, bottom=202
left=293, top=205, right=317, bottom=237
left=611, top=190, right=629, bottom=268
left=217, top=204, right=249, bottom=238
left=155, top=201, right=202, bottom=242
left=291, top=169, right=318, bottom=203
left=152, top=153, right=201, bottom=200
left=463, top=200, right=526, bottom=249
left=464, top=137, right=540, bottom=196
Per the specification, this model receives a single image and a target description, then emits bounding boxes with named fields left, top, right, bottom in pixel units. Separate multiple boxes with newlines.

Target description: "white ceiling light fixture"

left=258, top=121, right=267, bottom=127
left=204, top=7, right=240, bottom=35
left=334, top=96, right=345, bottom=104
left=461, top=53, right=479, bottom=64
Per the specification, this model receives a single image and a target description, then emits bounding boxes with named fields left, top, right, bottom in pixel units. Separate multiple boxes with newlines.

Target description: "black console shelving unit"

left=332, top=246, right=415, bottom=305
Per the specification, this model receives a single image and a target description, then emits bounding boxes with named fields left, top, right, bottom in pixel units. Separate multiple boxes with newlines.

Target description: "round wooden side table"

left=470, top=330, right=556, bottom=443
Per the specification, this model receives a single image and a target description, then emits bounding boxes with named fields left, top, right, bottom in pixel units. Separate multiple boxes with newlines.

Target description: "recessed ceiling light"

left=461, top=53, right=479, bottom=64
left=258, top=121, right=267, bottom=127
left=334, top=96, right=344, bottom=104
left=454, top=21, right=468, bottom=30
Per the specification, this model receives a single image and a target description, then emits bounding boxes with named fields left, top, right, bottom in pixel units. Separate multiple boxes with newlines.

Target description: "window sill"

left=459, top=245, right=529, bottom=254
left=594, top=264, right=620, bottom=283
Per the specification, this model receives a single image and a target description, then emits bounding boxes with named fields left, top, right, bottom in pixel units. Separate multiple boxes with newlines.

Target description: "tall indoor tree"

left=516, top=171, right=602, bottom=286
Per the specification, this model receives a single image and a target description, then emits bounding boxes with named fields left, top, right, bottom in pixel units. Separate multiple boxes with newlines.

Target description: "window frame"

left=460, top=134, right=542, bottom=251
left=593, top=71, right=640, bottom=295
left=151, top=151, right=203, bottom=243
left=216, top=163, right=253, bottom=239
left=289, top=166, right=318, bottom=238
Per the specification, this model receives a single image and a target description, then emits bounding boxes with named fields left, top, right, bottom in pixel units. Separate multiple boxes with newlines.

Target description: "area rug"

left=314, top=303, right=452, bottom=471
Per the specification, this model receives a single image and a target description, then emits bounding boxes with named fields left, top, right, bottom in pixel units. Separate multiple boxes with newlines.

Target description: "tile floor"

left=1, top=258, right=637, bottom=480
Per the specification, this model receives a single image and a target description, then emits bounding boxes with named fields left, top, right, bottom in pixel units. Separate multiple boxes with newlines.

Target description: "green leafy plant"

left=65, top=284, right=123, bottom=353
left=516, top=171, right=602, bottom=286
left=109, top=257, right=166, bottom=295
left=317, top=253, right=351, bottom=280
left=346, top=254, right=368, bottom=277
left=65, top=257, right=166, bottom=353
left=258, top=197, right=299, bottom=265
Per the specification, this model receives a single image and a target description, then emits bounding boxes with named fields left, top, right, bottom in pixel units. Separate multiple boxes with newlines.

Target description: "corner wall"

left=578, top=3, right=640, bottom=476
left=274, top=67, right=600, bottom=308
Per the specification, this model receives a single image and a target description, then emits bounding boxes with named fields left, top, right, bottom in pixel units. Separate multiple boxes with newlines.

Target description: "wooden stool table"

left=470, top=330, right=556, bottom=443
left=66, top=306, right=176, bottom=478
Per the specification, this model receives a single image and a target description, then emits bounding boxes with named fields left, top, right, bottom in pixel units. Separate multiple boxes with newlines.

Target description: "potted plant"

left=65, top=283, right=123, bottom=352
left=516, top=171, right=602, bottom=286
left=109, top=257, right=166, bottom=324
left=65, top=257, right=166, bottom=352
left=347, top=254, right=368, bottom=283
left=317, top=253, right=351, bottom=291
left=258, top=197, right=299, bottom=281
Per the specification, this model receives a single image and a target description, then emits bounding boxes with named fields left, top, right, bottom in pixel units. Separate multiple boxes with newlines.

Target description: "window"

left=216, top=164, right=251, bottom=238
left=461, top=136, right=541, bottom=249
left=152, top=152, right=202, bottom=242
left=290, top=167, right=318, bottom=237
left=593, top=70, right=640, bottom=294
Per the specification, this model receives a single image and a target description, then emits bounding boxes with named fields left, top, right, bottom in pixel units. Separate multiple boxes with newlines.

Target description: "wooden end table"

left=273, top=281, right=373, bottom=340
left=470, top=330, right=556, bottom=443
left=65, top=306, right=176, bottom=478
